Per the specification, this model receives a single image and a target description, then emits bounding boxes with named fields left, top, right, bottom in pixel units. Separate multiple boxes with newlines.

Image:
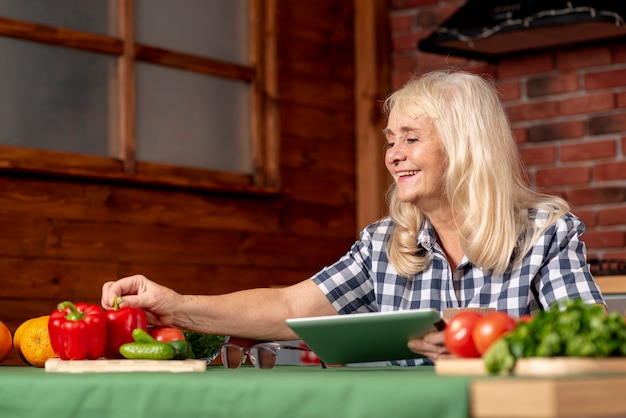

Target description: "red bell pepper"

left=48, top=301, right=107, bottom=360
left=104, top=296, right=148, bottom=358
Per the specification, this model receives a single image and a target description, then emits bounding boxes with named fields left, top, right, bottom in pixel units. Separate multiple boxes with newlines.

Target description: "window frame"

left=0, top=0, right=280, bottom=195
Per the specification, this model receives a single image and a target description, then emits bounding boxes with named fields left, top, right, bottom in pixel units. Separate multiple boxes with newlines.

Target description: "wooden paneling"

left=0, top=16, right=123, bottom=54
left=0, top=0, right=359, bottom=365
left=355, top=0, right=392, bottom=230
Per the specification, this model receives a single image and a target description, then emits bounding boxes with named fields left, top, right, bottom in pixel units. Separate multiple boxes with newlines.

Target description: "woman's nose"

left=385, top=143, right=406, bottom=165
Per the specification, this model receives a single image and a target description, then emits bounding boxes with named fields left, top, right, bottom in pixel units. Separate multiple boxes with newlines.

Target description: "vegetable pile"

left=47, top=299, right=225, bottom=362
left=120, top=328, right=193, bottom=360
left=443, top=299, right=626, bottom=374
left=483, top=299, right=626, bottom=374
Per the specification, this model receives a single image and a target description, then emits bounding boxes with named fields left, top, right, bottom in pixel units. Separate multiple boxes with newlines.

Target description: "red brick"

left=612, top=44, right=626, bottom=63
left=585, top=69, right=626, bottom=90
left=505, top=101, right=559, bottom=123
left=392, top=32, right=423, bottom=51
left=561, top=140, right=616, bottom=162
left=526, top=120, right=585, bottom=142
left=512, top=127, right=527, bottom=144
left=459, top=64, right=496, bottom=77
left=497, top=80, right=521, bottom=101
left=526, top=73, right=579, bottom=98
left=415, top=52, right=467, bottom=72
left=393, top=53, right=416, bottom=74
left=497, top=54, right=554, bottom=78
left=519, top=145, right=556, bottom=166
left=556, top=47, right=612, bottom=71
left=589, top=113, right=626, bottom=135
left=391, top=0, right=438, bottom=9
left=415, top=6, right=459, bottom=28
left=573, top=209, right=597, bottom=227
left=599, top=207, right=626, bottom=226
left=579, top=230, right=626, bottom=249
left=536, top=166, right=590, bottom=187
left=600, top=250, right=626, bottom=260
left=566, top=187, right=626, bottom=205
left=558, top=92, right=615, bottom=116
left=392, top=73, right=412, bottom=90
left=595, top=161, right=626, bottom=181
left=391, top=14, right=413, bottom=32
left=618, top=92, right=626, bottom=108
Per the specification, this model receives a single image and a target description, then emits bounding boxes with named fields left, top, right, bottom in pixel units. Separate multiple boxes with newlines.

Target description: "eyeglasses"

left=220, top=342, right=326, bottom=369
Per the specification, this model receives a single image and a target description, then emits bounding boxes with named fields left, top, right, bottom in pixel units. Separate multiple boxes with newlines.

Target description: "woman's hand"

left=101, top=275, right=183, bottom=326
left=407, top=330, right=452, bottom=362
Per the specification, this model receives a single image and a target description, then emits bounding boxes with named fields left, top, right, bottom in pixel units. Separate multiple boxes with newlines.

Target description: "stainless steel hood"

left=418, top=1, right=626, bottom=61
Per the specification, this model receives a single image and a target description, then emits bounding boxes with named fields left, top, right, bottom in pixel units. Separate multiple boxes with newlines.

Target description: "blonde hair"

left=383, top=70, right=569, bottom=276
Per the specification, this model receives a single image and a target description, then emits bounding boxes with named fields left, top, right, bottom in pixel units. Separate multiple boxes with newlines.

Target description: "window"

left=0, top=0, right=278, bottom=192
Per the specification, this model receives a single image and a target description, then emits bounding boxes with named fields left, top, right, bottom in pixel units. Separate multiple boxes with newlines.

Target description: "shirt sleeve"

left=533, top=212, right=605, bottom=310
left=311, top=224, right=380, bottom=315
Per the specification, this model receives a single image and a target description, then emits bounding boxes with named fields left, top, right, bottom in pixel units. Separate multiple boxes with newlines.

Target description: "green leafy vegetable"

left=181, top=330, right=227, bottom=360
left=484, top=299, right=626, bottom=374
left=483, top=338, right=515, bottom=374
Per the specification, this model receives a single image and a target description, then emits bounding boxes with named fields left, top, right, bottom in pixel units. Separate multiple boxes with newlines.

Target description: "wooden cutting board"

left=45, top=358, right=207, bottom=373
left=435, top=357, right=626, bottom=376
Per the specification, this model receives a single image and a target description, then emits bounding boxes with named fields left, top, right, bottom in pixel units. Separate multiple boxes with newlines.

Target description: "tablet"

left=285, top=309, right=442, bottom=365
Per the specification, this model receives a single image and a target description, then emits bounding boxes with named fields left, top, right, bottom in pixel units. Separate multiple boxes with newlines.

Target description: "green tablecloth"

left=0, top=365, right=471, bottom=418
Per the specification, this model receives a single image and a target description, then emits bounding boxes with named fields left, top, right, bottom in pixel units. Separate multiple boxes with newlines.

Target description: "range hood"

left=418, top=1, right=626, bottom=61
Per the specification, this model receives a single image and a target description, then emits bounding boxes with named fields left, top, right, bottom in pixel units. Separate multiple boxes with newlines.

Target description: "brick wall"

left=390, top=0, right=626, bottom=262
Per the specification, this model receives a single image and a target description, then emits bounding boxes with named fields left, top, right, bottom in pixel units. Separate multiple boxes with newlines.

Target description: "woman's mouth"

left=396, top=170, right=419, bottom=180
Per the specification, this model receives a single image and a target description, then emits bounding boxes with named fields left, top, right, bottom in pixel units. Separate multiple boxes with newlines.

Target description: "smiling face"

left=383, top=108, right=448, bottom=211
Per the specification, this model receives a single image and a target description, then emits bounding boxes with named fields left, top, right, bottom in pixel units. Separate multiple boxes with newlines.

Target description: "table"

left=0, top=365, right=470, bottom=418
left=2, top=364, right=626, bottom=418
left=471, top=374, right=626, bottom=417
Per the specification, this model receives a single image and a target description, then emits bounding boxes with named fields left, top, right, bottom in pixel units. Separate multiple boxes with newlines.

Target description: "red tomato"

left=444, top=311, right=482, bottom=358
left=518, top=315, right=533, bottom=324
left=148, top=326, right=185, bottom=342
left=472, top=312, right=517, bottom=355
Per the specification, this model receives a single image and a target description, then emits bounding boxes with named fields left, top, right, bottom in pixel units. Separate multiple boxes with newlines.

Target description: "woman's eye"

left=407, top=137, right=418, bottom=144
left=386, top=142, right=394, bottom=149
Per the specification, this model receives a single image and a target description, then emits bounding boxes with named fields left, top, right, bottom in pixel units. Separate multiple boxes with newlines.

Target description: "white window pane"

left=135, top=0, right=249, bottom=65
left=0, top=38, right=118, bottom=157
left=0, top=0, right=117, bottom=36
left=136, top=63, right=252, bottom=174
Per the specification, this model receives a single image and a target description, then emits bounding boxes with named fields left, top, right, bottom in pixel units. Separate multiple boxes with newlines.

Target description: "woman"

left=102, top=70, right=604, bottom=365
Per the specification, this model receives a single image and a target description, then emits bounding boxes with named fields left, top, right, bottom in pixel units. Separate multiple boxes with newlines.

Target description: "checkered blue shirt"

left=312, top=210, right=604, bottom=366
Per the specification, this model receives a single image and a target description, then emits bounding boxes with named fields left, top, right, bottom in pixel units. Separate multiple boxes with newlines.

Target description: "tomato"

left=472, top=312, right=517, bottom=355
left=148, top=326, right=185, bottom=342
left=518, top=315, right=533, bottom=324
left=444, top=311, right=482, bottom=358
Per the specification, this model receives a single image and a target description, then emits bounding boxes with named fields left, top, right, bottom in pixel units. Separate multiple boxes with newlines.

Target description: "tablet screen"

left=286, top=309, right=441, bottom=365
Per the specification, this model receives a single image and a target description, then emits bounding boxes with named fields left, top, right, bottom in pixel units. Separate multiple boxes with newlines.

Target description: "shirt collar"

left=416, top=217, right=472, bottom=269
left=416, top=217, right=438, bottom=253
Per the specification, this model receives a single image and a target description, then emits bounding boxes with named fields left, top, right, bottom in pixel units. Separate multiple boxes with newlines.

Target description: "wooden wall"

left=0, top=0, right=357, bottom=364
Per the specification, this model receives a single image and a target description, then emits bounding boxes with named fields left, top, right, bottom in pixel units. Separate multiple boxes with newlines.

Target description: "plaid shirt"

left=312, top=210, right=605, bottom=366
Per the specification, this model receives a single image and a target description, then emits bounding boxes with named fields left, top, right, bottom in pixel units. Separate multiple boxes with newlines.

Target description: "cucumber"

left=167, top=340, right=194, bottom=360
left=132, top=328, right=157, bottom=343
left=120, top=342, right=175, bottom=360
